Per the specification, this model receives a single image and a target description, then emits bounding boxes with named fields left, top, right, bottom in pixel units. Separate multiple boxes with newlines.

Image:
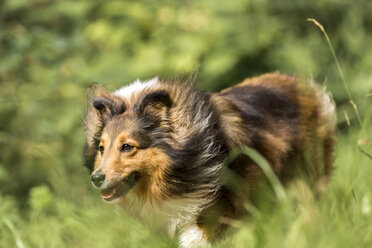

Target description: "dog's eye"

left=121, top=143, right=133, bottom=152
left=99, top=145, right=104, bottom=153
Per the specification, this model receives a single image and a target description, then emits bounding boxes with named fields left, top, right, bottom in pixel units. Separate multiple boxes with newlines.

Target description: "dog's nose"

left=91, top=172, right=105, bottom=187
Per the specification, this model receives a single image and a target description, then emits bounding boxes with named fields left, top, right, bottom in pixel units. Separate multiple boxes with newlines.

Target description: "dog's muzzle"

left=91, top=171, right=141, bottom=201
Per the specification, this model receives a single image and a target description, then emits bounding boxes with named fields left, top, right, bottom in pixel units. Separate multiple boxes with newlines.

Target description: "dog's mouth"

left=101, top=171, right=141, bottom=201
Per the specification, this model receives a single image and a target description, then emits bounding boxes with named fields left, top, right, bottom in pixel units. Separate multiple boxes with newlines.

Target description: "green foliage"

left=0, top=0, right=371, bottom=247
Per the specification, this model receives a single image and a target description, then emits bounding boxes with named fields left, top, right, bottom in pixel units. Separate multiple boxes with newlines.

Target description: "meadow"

left=0, top=0, right=371, bottom=247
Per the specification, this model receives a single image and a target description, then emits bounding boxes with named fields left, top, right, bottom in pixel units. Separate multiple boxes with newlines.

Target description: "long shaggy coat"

left=83, top=73, right=336, bottom=247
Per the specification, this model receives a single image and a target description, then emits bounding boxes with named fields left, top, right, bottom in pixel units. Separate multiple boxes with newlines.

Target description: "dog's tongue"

left=101, top=187, right=116, bottom=199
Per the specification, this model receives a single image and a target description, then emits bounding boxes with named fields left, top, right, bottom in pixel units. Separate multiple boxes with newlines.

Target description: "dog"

left=83, top=73, right=336, bottom=247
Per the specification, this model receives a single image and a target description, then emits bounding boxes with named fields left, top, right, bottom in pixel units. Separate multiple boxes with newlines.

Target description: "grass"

left=1, top=126, right=371, bottom=248
left=1, top=31, right=372, bottom=246
left=1, top=6, right=372, bottom=247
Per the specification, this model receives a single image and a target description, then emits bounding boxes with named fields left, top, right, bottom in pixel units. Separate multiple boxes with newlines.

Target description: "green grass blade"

left=2, top=218, right=25, bottom=248
left=226, top=147, right=287, bottom=202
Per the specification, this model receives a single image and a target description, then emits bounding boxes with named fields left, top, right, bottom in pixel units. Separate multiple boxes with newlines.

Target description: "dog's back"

left=213, top=73, right=336, bottom=189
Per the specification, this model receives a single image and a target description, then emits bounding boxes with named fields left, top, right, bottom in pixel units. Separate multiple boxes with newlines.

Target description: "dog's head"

left=83, top=83, right=174, bottom=202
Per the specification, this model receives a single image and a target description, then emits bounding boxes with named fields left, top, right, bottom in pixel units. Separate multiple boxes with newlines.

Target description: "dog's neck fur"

left=111, top=78, right=231, bottom=246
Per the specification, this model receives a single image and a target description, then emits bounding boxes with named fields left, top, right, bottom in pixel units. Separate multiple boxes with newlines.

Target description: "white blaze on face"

left=114, top=77, right=159, bottom=100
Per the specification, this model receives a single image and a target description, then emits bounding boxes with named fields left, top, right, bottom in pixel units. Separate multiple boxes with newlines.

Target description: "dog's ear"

left=85, top=84, right=127, bottom=144
left=136, top=90, right=172, bottom=114
left=84, top=84, right=107, bottom=147
left=92, top=96, right=126, bottom=119
left=92, top=97, right=116, bottom=118
left=135, top=90, right=172, bottom=129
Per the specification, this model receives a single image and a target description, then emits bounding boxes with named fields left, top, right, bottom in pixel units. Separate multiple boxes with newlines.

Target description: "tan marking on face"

left=94, top=131, right=138, bottom=178
left=93, top=128, right=172, bottom=201
left=129, top=147, right=172, bottom=201
left=94, top=132, right=109, bottom=171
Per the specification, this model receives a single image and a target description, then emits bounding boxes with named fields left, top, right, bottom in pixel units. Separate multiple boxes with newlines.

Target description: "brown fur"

left=83, top=73, right=336, bottom=247
left=96, top=126, right=173, bottom=202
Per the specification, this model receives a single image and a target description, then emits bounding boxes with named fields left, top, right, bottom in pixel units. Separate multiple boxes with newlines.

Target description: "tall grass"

left=1, top=1, right=372, bottom=247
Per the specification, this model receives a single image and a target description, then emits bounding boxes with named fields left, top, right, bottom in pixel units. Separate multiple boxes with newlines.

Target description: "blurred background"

left=0, top=0, right=371, bottom=247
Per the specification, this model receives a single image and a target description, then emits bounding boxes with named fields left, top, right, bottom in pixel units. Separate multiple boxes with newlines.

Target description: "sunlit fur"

left=83, top=73, right=336, bottom=247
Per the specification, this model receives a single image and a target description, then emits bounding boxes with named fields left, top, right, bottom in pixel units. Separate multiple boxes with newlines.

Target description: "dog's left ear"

left=136, top=90, right=172, bottom=114
left=135, top=90, right=172, bottom=129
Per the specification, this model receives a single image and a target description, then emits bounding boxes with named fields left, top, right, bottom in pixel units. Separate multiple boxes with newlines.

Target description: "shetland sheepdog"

left=83, top=73, right=336, bottom=247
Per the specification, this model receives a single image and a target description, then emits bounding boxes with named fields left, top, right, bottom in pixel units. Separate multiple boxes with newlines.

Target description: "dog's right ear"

left=84, top=84, right=126, bottom=146
left=84, top=84, right=110, bottom=147
left=92, top=96, right=126, bottom=119
left=92, top=97, right=115, bottom=118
